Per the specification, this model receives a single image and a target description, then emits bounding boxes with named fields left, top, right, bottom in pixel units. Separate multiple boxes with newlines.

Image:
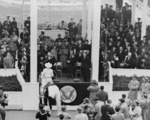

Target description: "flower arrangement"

left=113, top=75, right=148, bottom=91
left=0, top=75, right=22, bottom=91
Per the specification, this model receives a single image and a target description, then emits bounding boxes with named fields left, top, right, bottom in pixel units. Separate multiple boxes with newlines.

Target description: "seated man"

left=123, top=52, right=134, bottom=68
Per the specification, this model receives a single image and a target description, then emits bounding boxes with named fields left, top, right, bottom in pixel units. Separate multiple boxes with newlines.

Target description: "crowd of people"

left=99, top=2, right=150, bottom=78
left=36, top=76, right=150, bottom=120
left=37, top=18, right=91, bottom=82
left=0, top=3, right=149, bottom=81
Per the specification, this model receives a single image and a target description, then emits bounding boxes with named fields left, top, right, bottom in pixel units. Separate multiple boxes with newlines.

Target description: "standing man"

left=96, top=86, right=108, bottom=104
left=74, top=107, right=88, bottom=120
left=140, top=77, right=150, bottom=99
left=128, top=75, right=140, bottom=101
left=68, top=18, right=75, bottom=37
left=94, top=98, right=104, bottom=120
left=118, top=98, right=130, bottom=120
left=81, top=51, right=91, bottom=82
left=101, top=100, right=115, bottom=120
left=24, top=17, right=30, bottom=34
left=140, top=93, right=150, bottom=120
left=111, top=106, right=125, bottom=120
left=77, top=19, right=82, bottom=38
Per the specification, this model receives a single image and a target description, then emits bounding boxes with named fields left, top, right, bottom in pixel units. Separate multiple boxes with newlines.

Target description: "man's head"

left=79, top=19, right=82, bottom=23
left=107, top=100, right=112, bottom=105
left=109, top=5, right=113, bottom=9
left=41, top=31, right=45, bottom=35
left=100, top=86, right=104, bottom=91
left=39, top=104, right=44, bottom=110
left=115, top=106, right=120, bottom=112
left=47, top=52, right=52, bottom=58
left=119, top=98, right=125, bottom=103
left=6, top=52, right=11, bottom=57
left=122, top=94, right=126, bottom=99
left=59, top=114, right=64, bottom=120
left=7, top=16, right=10, bottom=20
left=58, top=34, right=61, bottom=38
left=70, top=18, right=74, bottom=22
left=77, top=106, right=83, bottom=113
left=27, top=17, right=30, bottom=21
left=13, top=17, right=16, bottom=21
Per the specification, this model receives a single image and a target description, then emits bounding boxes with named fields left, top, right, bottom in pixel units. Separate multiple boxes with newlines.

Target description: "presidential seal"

left=60, top=86, right=77, bottom=103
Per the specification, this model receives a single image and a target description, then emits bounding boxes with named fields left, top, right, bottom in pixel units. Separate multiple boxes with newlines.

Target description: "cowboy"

left=40, top=62, right=54, bottom=103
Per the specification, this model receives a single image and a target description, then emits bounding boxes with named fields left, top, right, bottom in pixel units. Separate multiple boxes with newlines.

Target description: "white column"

left=82, top=0, right=87, bottom=39
left=87, top=0, right=93, bottom=42
left=22, top=0, right=39, bottom=111
left=141, top=0, right=148, bottom=39
left=30, top=0, right=38, bottom=83
left=22, top=0, right=24, bottom=29
left=131, top=0, right=136, bottom=25
left=91, top=0, right=101, bottom=82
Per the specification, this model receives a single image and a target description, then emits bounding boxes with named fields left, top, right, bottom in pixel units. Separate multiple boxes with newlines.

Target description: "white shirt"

left=48, top=85, right=60, bottom=98
left=41, top=68, right=53, bottom=78
left=74, top=113, right=88, bottom=120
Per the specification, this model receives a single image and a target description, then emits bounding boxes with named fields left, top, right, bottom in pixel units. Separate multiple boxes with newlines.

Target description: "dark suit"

left=101, top=104, right=115, bottom=120
left=124, top=56, right=134, bottom=68
left=96, top=90, right=108, bottom=104
left=67, top=54, right=77, bottom=78
left=81, top=56, right=91, bottom=82
left=116, top=50, right=126, bottom=63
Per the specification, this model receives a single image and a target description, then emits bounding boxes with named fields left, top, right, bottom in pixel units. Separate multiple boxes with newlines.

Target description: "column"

left=82, top=0, right=87, bottom=39
left=22, top=0, right=39, bottom=111
left=91, top=0, right=101, bottom=82
left=87, top=0, right=93, bottom=42
left=22, top=0, right=24, bottom=29
left=141, top=0, right=148, bottom=39
left=30, top=0, right=38, bottom=83
left=131, top=0, right=136, bottom=25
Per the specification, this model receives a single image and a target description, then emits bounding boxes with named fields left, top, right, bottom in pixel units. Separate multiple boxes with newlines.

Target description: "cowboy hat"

left=45, top=62, right=52, bottom=68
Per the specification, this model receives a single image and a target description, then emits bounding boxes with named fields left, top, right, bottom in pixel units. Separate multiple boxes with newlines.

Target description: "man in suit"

left=124, top=52, right=134, bottom=68
left=96, top=86, right=108, bottom=104
left=118, top=98, right=130, bottom=120
left=94, top=98, right=104, bottom=120
left=111, top=106, right=125, bottom=120
left=24, top=17, right=30, bottom=34
left=116, top=46, right=126, bottom=67
left=81, top=51, right=91, bottom=82
left=107, top=5, right=116, bottom=24
left=101, top=100, right=115, bottom=120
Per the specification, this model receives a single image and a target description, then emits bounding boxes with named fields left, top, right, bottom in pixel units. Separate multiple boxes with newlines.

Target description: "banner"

left=47, top=82, right=90, bottom=105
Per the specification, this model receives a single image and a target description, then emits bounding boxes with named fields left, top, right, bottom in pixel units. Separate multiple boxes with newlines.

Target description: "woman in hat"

left=40, top=62, right=54, bottom=101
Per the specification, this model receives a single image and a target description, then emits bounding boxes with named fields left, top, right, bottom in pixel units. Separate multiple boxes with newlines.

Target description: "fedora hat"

left=45, top=62, right=52, bottom=68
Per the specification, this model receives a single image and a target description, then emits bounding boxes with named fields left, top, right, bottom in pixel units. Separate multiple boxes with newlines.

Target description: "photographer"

left=36, top=104, right=51, bottom=120
left=0, top=86, right=8, bottom=120
left=87, top=80, right=99, bottom=105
